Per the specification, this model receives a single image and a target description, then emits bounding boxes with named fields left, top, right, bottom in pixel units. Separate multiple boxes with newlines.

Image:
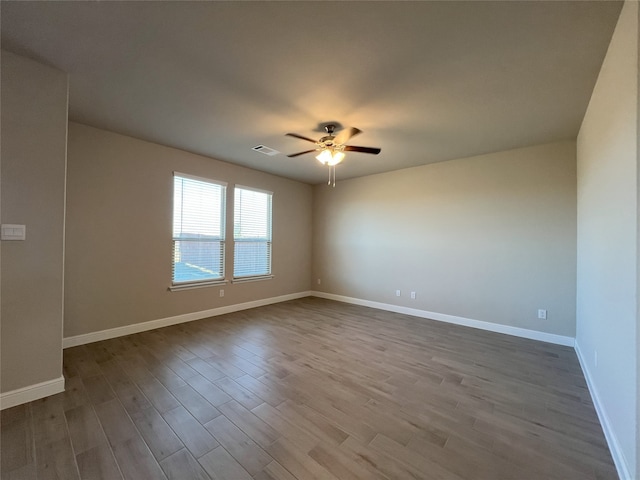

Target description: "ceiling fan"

left=286, top=124, right=381, bottom=186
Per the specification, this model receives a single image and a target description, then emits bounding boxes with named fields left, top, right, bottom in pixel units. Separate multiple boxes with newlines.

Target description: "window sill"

left=232, top=275, right=274, bottom=284
left=169, top=279, right=228, bottom=291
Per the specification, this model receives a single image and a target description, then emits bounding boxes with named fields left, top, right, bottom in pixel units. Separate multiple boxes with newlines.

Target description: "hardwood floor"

left=1, top=297, right=617, bottom=479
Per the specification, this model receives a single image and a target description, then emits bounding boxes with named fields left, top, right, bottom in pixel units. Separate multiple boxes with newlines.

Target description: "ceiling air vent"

left=252, top=145, right=280, bottom=156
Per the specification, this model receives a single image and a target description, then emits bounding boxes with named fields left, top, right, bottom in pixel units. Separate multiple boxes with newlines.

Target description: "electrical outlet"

left=537, top=309, right=547, bottom=320
left=317, top=278, right=321, bottom=285
left=410, top=291, right=416, bottom=299
left=220, top=289, right=224, bottom=297
left=395, top=290, right=401, bottom=297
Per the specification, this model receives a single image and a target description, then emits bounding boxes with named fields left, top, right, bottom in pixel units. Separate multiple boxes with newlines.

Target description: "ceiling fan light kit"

left=286, top=124, right=381, bottom=187
left=316, top=148, right=345, bottom=166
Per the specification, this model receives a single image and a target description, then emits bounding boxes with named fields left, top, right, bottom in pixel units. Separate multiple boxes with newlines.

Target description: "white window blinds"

left=172, top=174, right=226, bottom=285
left=234, top=186, right=272, bottom=279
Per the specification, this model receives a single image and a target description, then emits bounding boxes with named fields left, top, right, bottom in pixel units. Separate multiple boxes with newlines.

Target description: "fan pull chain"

left=327, top=166, right=336, bottom=187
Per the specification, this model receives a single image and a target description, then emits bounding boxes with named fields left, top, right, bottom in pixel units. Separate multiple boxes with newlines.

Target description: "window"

left=234, top=186, right=272, bottom=280
left=172, top=173, right=226, bottom=288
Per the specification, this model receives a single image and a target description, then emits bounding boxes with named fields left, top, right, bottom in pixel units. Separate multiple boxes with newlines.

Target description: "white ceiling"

left=1, top=1, right=623, bottom=184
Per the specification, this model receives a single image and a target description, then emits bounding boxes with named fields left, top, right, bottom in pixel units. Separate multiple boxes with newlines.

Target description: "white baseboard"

left=63, top=291, right=313, bottom=348
left=575, top=341, right=631, bottom=480
left=0, top=376, right=65, bottom=410
left=64, top=289, right=573, bottom=349
left=311, top=291, right=575, bottom=347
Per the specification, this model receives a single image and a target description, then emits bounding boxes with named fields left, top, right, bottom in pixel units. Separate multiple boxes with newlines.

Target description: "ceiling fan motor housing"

left=320, top=136, right=336, bottom=147
left=320, top=125, right=337, bottom=146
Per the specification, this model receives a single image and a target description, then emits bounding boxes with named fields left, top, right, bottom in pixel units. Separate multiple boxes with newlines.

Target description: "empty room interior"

left=1, top=1, right=638, bottom=479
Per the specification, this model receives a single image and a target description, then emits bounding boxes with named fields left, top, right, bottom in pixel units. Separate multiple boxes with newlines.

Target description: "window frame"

left=170, top=172, right=227, bottom=291
left=232, top=185, right=273, bottom=283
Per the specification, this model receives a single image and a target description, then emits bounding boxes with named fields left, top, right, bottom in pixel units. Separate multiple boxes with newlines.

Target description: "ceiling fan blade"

left=334, top=127, right=362, bottom=145
left=287, top=149, right=317, bottom=158
left=286, top=133, right=318, bottom=144
left=344, top=145, right=381, bottom=155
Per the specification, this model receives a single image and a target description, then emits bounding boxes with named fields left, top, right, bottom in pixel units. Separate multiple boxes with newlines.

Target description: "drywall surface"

left=313, top=141, right=577, bottom=337
left=65, top=123, right=312, bottom=337
left=1, top=51, right=68, bottom=393
left=576, top=1, right=638, bottom=477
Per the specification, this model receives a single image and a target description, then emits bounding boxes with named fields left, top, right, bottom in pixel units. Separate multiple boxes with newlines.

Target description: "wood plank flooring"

left=1, top=297, right=617, bottom=479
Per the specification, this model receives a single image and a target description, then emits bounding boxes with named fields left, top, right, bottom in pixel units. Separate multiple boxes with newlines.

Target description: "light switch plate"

left=1, top=224, right=26, bottom=241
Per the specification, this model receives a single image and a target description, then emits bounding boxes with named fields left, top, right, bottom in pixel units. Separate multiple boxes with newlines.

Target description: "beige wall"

left=1, top=51, right=68, bottom=393
left=576, top=1, right=638, bottom=477
left=313, top=141, right=577, bottom=338
left=64, top=123, right=312, bottom=338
